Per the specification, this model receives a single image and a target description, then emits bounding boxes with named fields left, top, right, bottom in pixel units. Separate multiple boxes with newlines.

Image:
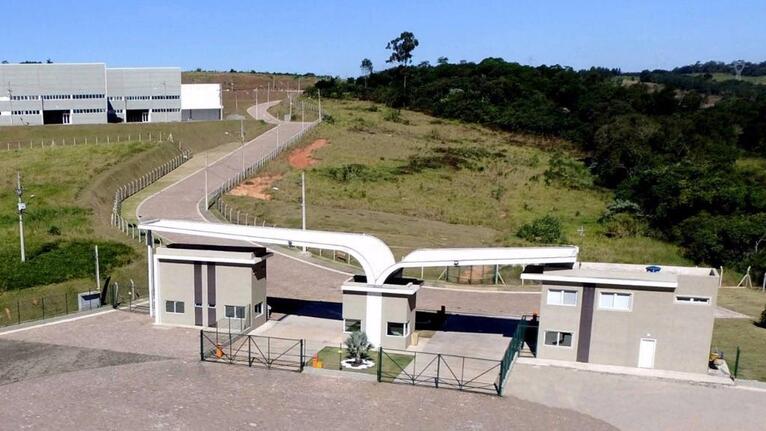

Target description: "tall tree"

left=386, top=31, right=419, bottom=89
left=360, top=58, right=373, bottom=88
left=437, top=56, right=449, bottom=65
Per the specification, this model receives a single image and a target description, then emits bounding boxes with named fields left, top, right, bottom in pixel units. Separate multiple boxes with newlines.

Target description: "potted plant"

left=343, top=330, right=374, bottom=369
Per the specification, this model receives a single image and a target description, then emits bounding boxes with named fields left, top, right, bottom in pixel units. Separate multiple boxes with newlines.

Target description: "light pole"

left=204, top=153, right=209, bottom=208
left=255, top=88, right=259, bottom=119
left=240, top=118, right=246, bottom=172
left=301, top=171, right=307, bottom=253
left=16, top=171, right=26, bottom=262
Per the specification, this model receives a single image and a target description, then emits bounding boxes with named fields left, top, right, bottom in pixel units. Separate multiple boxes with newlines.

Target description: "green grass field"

left=312, top=346, right=413, bottom=382
left=222, top=98, right=688, bottom=265
left=688, top=73, right=766, bottom=85
left=713, top=288, right=766, bottom=381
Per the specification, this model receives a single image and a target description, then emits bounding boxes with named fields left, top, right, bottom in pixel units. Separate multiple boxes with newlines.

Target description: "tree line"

left=308, top=42, right=766, bottom=282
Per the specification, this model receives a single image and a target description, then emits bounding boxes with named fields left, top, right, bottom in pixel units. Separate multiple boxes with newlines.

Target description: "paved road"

left=136, top=102, right=539, bottom=316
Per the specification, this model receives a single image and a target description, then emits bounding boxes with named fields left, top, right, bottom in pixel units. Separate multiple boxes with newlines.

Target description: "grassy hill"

left=221, top=98, right=688, bottom=265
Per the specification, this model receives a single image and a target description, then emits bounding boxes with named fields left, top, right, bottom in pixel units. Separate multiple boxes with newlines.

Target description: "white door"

left=638, top=338, right=656, bottom=368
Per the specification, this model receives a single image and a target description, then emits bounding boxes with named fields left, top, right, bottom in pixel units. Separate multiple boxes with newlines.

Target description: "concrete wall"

left=342, top=290, right=416, bottom=350
left=537, top=273, right=718, bottom=373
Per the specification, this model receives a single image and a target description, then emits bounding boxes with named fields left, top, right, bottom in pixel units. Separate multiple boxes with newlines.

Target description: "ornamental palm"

left=345, top=331, right=372, bottom=365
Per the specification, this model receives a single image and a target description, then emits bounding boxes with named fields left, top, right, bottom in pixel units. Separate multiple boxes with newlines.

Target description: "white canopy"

left=138, top=219, right=579, bottom=285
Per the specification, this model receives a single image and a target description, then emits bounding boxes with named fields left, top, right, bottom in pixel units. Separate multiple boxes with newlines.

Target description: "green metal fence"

left=0, top=291, right=98, bottom=328
left=200, top=329, right=305, bottom=372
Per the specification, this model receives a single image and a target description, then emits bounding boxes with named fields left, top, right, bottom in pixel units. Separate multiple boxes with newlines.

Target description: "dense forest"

left=672, top=60, right=766, bottom=77
left=308, top=58, right=766, bottom=281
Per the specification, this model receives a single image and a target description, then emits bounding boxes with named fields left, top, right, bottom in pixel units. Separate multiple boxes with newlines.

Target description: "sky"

left=1, top=1, right=764, bottom=77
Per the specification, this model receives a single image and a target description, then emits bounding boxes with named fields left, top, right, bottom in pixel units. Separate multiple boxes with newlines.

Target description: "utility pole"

left=301, top=101, right=305, bottom=132
left=16, top=172, right=26, bottom=262
left=301, top=171, right=307, bottom=253
left=255, top=89, right=259, bottom=120
left=318, top=89, right=322, bottom=122
left=240, top=118, right=246, bottom=172
left=204, top=153, right=209, bottom=208
left=94, top=245, right=101, bottom=293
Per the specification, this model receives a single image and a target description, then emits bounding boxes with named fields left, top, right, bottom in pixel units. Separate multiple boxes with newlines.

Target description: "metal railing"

left=497, top=316, right=535, bottom=394
left=376, top=348, right=505, bottom=396
left=0, top=291, right=96, bottom=328
left=200, top=329, right=305, bottom=372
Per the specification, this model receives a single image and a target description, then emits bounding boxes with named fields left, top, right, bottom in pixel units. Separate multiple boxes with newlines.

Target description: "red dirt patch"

left=229, top=174, right=283, bottom=200
left=288, top=139, right=329, bottom=169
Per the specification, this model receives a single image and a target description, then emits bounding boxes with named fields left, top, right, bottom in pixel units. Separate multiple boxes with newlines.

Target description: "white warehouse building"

left=0, top=63, right=222, bottom=126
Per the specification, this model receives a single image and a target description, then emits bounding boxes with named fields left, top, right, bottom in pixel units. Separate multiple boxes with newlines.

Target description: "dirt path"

left=288, top=138, right=328, bottom=169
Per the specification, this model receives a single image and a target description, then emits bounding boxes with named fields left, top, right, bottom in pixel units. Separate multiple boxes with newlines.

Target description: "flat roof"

left=521, top=267, right=678, bottom=289
left=167, top=243, right=269, bottom=257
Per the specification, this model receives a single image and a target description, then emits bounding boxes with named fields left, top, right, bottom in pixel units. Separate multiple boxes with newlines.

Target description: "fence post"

left=42, top=297, right=45, bottom=320
left=17, top=300, right=21, bottom=325
left=199, top=330, right=204, bottom=361
left=734, top=346, right=741, bottom=378
left=300, top=339, right=305, bottom=372
left=377, top=348, right=383, bottom=382
left=64, top=292, right=68, bottom=315
left=435, top=354, right=441, bottom=388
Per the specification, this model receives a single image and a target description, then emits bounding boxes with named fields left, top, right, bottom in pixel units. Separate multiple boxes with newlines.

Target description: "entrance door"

left=141, top=111, right=149, bottom=122
left=62, top=111, right=70, bottom=124
left=638, top=338, right=656, bottom=368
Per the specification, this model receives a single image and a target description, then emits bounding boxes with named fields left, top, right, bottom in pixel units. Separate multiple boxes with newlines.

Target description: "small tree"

left=386, top=31, right=419, bottom=90
left=517, top=215, right=565, bottom=244
left=360, top=58, right=373, bottom=88
left=437, top=56, right=449, bottom=65
left=345, top=331, right=372, bottom=365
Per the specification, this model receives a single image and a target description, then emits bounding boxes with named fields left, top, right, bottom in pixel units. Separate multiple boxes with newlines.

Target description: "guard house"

left=521, top=262, right=719, bottom=373
left=153, top=243, right=271, bottom=332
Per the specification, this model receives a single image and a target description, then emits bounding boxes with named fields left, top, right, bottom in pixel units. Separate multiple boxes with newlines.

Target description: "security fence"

left=200, top=329, right=305, bottom=372
left=111, top=147, right=192, bottom=240
left=0, top=292, right=94, bottom=328
left=1, top=131, right=174, bottom=152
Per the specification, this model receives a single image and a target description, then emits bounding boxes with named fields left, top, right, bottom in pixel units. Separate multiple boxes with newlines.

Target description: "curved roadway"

left=136, top=102, right=539, bottom=315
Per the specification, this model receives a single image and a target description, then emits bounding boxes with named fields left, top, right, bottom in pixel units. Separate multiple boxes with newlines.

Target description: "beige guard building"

left=522, top=262, right=719, bottom=373
left=154, top=243, right=271, bottom=332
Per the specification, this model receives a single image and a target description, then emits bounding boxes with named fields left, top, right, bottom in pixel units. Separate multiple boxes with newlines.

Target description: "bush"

left=543, top=152, right=594, bottom=189
left=319, top=163, right=393, bottom=183
left=517, top=215, right=565, bottom=244
left=602, top=213, right=647, bottom=238
left=759, top=305, right=766, bottom=328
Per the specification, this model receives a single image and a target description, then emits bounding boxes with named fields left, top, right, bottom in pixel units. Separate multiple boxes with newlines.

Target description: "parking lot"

left=0, top=310, right=614, bottom=430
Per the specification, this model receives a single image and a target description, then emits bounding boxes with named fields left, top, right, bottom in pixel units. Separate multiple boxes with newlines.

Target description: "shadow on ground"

left=0, top=339, right=169, bottom=386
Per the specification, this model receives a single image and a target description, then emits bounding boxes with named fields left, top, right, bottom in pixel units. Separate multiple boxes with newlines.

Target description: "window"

left=544, top=330, right=573, bottom=347
left=254, top=302, right=263, bottom=316
left=344, top=319, right=361, bottom=333
left=387, top=321, right=409, bottom=337
left=165, top=300, right=185, bottom=313
left=546, top=289, right=577, bottom=306
left=225, top=305, right=246, bottom=319
left=599, top=292, right=632, bottom=311
left=676, top=295, right=710, bottom=305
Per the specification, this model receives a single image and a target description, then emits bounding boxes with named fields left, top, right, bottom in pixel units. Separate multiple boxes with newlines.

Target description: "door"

left=638, top=338, right=656, bottom=368
left=141, top=111, right=149, bottom=122
left=62, top=111, right=71, bottom=124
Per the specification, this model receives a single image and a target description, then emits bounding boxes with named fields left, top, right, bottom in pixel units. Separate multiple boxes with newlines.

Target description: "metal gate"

left=200, top=330, right=305, bottom=372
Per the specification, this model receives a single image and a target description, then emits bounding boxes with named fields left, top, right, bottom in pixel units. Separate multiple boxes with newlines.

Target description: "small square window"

left=344, top=319, right=361, bottom=333
left=387, top=322, right=408, bottom=337
left=225, top=305, right=245, bottom=319
left=165, top=300, right=184, bottom=313
left=544, top=330, right=573, bottom=347
left=254, top=302, right=263, bottom=315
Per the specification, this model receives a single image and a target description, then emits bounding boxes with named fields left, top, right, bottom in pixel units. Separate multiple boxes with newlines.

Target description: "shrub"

left=517, top=215, right=565, bottom=244
left=759, top=305, right=766, bottom=328
left=345, top=331, right=372, bottom=365
left=319, top=164, right=393, bottom=183
left=602, top=213, right=647, bottom=238
left=383, top=108, right=409, bottom=124
left=543, top=152, right=593, bottom=189
left=47, top=225, right=61, bottom=236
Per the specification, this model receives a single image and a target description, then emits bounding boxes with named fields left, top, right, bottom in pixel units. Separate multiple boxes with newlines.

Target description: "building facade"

left=0, top=63, right=220, bottom=126
left=522, top=262, right=719, bottom=374
left=154, top=244, right=271, bottom=332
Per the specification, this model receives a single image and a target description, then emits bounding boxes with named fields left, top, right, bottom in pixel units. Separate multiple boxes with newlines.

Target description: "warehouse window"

left=599, top=292, right=632, bottom=311
left=547, top=289, right=577, bottom=306
left=544, top=330, right=573, bottom=347
left=165, top=300, right=185, bottom=314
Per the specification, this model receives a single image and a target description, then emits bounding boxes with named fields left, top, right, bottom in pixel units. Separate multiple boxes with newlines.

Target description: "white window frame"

left=165, top=300, right=184, bottom=314
left=674, top=295, right=711, bottom=305
left=543, top=329, right=574, bottom=348
left=546, top=288, right=577, bottom=307
left=386, top=321, right=410, bottom=337
left=344, top=318, right=362, bottom=333
left=598, top=291, right=633, bottom=312
left=224, top=305, right=246, bottom=319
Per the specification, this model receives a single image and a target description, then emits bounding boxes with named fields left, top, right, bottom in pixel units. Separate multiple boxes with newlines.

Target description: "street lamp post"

left=240, top=118, right=246, bottom=172
left=16, top=171, right=26, bottom=262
